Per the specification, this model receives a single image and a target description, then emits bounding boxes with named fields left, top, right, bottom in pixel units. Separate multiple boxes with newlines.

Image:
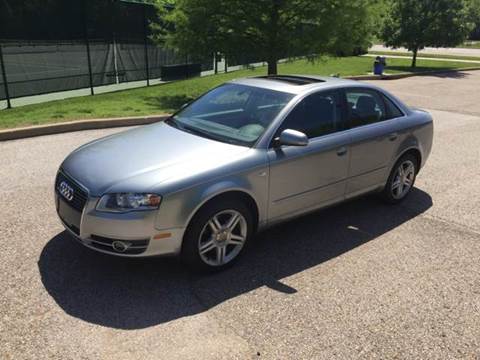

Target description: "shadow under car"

left=38, top=188, right=432, bottom=329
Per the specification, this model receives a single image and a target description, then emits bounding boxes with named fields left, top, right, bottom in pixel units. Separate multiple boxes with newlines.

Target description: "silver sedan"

left=55, top=75, right=433, bottom=271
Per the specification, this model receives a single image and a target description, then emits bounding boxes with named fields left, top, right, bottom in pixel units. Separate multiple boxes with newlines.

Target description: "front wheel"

left=382, top=154, right=418, bottom=204
left=181, top=198, right=254, bottom=272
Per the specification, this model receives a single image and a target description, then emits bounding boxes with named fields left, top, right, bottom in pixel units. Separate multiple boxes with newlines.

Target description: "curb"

left=0, top=114, right=170, bottom=141
left=345, top=67, right=480, bottom=81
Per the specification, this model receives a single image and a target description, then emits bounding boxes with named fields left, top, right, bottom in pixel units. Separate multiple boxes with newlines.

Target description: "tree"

left=152, top=0, right=376, bottom=75
left=381, top=0, right=474, bottom=68
left=468, top=0, right=480, bottom=39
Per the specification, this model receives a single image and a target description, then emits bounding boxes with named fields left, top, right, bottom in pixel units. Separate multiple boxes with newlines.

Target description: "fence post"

left=82, top=0, right=95, bottom=95
left=143, top=4, right=150, bottom=86
left=0, top=44, right=12, bottom=109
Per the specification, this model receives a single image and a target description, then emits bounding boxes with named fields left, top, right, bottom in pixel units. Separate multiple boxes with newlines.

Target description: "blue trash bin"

left=373, top=61, right=384, bottom=75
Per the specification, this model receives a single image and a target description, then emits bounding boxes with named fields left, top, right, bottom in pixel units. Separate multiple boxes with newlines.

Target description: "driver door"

left=267, top=90, right=351, bottom=222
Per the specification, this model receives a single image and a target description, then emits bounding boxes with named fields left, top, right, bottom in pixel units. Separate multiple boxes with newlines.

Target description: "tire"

left=381, top=153, right=418, bottom=204
left=181, top=197, right=254, bottom=272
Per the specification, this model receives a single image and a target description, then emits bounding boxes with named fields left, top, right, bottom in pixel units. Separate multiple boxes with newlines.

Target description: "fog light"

left=112, top=241, right=131, bottom=252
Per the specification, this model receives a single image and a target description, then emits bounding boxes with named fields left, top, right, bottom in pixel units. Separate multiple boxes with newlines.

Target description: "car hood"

left=61, top=122, right=249, bottom=196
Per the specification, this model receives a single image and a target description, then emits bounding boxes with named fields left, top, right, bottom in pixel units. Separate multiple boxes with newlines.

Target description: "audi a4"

left=55, top=75, right=433, bottom=271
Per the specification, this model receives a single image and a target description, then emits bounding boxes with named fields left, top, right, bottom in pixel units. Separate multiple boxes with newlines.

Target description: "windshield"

left=167, top=84, right=294, bottom=146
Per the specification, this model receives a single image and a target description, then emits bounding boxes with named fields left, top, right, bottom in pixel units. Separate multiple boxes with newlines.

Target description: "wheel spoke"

left=216, top=246, right=226, bottom=264
left=208, top=216, right=222, bottom=233
left=405, top=163, right=414, bottom=175
left=199, top=239, right=216, bottom=254
left=398, top=165, right=405, bottom=177
left=226, top=213, right=240, bottom=231
left=392, top=179, right=402, bottom=190
left=404, top=177, right=413, bottom=186
left=228, top=234, right=245, bottom=245
left=396, top=183, right=404, bottom=196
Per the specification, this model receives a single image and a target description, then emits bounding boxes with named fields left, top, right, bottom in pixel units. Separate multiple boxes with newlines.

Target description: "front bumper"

left=55, top=192, right=185, bottom=257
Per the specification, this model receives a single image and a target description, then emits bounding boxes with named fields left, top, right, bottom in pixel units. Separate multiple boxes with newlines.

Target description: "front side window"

left=346, top=89, right=386, bottom=127
left=276, top=91, right=343, bottom=139
left=167, top=84, right=294, bottom=146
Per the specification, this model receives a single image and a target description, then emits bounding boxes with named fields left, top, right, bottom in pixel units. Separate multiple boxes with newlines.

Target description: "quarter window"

left=346, top=89, right=386, bottom=127
left=383, top=94, right=404, bottom=119
left=277, top=91, right=343, bottom=139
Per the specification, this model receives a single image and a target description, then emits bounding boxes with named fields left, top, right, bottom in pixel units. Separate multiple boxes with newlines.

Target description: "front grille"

left=90, top=235, right=150, bottom=255
left=55, top=171, right=88, bottom=212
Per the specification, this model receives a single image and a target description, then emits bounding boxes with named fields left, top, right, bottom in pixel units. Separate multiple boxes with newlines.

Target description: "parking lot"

left=1, top=71, right=480, bottom=359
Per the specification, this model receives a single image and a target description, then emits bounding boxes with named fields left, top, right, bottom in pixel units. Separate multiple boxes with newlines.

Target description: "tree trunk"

left=411, top=47, right=418, bottom=68
left=266, top=0, right=280, bottom=76
left=267, top=58, right=278, bottom=75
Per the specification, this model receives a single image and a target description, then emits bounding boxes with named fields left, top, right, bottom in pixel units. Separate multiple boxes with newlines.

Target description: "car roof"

left=228, top=75, right=361, bottom=95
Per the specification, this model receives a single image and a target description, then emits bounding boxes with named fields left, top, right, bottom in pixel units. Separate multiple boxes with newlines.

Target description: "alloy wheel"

left=198, top=209, right=248, bottom=266
left=391, top=160, right=415, bottom=199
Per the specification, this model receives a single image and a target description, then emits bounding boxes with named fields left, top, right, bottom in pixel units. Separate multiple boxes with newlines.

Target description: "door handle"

left=388, top=133, right=398, bottom=141
left=336, top=146, right=347, bottom=156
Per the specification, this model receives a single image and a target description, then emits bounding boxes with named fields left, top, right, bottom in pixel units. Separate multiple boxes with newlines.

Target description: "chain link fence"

left=0, top=0, right=213, bottom=108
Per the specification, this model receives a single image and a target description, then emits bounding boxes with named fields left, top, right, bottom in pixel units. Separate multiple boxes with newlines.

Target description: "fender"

left=184, top=181, right=261, bottom=227
left=389, top=138, right=423, bottom=175
left=155, top=172, right=267, bottom=230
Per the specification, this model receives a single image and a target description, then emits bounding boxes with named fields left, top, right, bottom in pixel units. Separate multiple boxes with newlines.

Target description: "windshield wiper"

left=167, top=117, right=218, bottom=141
left=181, top=123, right=227, bottom=142
left=168, top=117, right=247, bottom=146
left=165, top=117, right=181, bottom=129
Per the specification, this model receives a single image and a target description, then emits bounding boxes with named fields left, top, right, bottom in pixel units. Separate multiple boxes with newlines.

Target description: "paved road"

left=371, top=44, right=480, bottom=58
left=364, top=53, right=480, bottom=64
left=1, top=71, right=480, bottom=359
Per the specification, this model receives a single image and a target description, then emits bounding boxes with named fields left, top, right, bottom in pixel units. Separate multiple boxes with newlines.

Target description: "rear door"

left=267, top=90, right=351, bottom=221
left=344, top=88, right=406, bottom=197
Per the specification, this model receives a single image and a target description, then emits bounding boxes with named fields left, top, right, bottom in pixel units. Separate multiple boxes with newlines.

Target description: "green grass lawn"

left=1, top=56, right=478, bottom=129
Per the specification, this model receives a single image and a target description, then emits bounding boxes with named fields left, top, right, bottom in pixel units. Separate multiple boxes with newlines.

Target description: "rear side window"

left=277, top=91, right=343, bottom=139
left=346, top=89, right=386, bottom=127
left=383, top=94, right=404, bottom=119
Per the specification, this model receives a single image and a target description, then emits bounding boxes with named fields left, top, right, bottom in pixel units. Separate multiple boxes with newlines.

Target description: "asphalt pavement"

left=1, top=71, right=480, bottom=359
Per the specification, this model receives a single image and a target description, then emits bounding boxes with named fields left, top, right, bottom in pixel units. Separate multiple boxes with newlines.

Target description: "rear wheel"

left=181, top=198, right=254, bottom=271
left=382, top=154, right=418, bottom=204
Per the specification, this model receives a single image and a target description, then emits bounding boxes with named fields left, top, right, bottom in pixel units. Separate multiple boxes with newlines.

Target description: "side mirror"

left=276, top=129, right=309, bottom=147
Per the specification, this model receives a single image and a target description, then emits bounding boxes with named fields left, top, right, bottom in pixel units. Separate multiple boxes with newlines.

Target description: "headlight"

left=96, top=193, right=161, bottom=213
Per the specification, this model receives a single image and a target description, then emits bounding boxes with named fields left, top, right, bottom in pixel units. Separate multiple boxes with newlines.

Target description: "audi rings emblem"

left=59, top=181, right=74, bottom=201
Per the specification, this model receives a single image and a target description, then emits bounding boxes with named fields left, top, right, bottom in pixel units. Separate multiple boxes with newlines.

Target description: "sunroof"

left=256, top=75, right=325, bottom=85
